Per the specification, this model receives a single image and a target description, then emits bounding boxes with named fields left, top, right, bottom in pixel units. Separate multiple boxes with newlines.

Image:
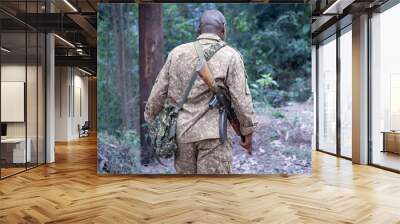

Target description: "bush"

left=250, top=73, right=277, bottom=102
left=271, top=109, right=284, bottom=118
left=97, top=130, right=141, bottom=174
left=288, top=77, right=311, bottom=102
left=265, top=89, right=289, bottom=107
left=281, top=147, right=311, bottom=161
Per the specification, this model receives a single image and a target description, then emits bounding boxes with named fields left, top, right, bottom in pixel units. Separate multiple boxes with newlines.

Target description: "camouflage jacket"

left=144, top=33, right=257, bottom=143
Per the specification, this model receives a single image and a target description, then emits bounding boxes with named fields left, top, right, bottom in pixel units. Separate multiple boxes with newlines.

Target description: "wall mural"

left=97, top=3, right=313, bottom=175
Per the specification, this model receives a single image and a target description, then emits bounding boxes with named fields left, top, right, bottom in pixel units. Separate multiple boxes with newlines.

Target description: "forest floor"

left=140, top=99, right=313, bottom=174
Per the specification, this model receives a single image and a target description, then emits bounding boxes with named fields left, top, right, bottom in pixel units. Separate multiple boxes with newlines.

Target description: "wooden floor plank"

left=0, top=134, right=400, bottom=223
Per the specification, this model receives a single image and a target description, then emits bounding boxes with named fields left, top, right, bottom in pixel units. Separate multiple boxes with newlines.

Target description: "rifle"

left=195, top=49, right=246, bottom=144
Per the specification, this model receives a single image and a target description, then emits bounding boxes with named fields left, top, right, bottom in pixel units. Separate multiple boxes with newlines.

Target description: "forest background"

left=97, top=3, right=313, bottom=174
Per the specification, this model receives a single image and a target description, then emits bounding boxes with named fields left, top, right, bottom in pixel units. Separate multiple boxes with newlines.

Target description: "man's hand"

left=240, top=133, right=253, bottom=155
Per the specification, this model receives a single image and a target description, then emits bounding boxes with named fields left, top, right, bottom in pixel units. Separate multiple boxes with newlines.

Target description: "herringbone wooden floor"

left=1, top=135, right=400, bottom=224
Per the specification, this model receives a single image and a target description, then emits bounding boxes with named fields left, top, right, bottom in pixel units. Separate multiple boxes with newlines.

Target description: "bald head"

left=198, top=10, right=226, bottom=40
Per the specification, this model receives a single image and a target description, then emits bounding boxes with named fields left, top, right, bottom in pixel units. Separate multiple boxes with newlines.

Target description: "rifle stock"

left=198, top=63, right=215, bottom=90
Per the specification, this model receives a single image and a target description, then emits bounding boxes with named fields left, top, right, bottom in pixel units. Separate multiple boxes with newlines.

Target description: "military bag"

left=147, top=40, right=227, bottom=162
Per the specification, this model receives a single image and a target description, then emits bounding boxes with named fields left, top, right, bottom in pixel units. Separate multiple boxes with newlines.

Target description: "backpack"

left=146, top=40, right=227, bottom=162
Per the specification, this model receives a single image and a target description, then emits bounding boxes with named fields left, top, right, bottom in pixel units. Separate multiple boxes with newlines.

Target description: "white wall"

left=55, top=67, right=69, bottom=141
left=1, top=63, right=46, bottom=164
left=72, top=73, right=89, bottom=138
left=1, top=65, right=26, bottom=139
left=1, top=82, right=25, bottom=122
left=1, top=65, right=40, bottom=137
left=55, top=67, right=89, bottom=141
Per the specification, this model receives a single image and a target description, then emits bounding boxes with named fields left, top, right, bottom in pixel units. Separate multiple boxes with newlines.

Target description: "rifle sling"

left=176, top=40, right=226, bottom=112
left=178, top=41, right=227, bottom=137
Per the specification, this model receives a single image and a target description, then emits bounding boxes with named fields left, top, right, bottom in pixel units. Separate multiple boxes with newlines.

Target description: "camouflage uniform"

left=144, top=33, right=257, bottom=174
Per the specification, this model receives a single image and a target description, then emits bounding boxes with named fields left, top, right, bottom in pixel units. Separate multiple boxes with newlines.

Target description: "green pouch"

left=147, top=105, right=178, bottom=159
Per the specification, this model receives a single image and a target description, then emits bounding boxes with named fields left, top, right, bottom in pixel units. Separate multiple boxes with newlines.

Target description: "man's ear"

left=221, top=25, right=226, bottom=40
left=197, top=25, right=202, bottom=36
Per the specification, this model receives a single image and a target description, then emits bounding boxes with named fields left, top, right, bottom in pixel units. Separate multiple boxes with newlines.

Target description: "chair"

left=78, top=121, right=90, bottom=138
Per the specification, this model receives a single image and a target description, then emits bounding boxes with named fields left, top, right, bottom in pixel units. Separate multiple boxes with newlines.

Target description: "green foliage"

left=98, top=3, right=312, bottom=136
left=162, top=4, right=312, bottom=107
left=251, top=73, right=279, bottom=107
left=256, top=73, right=278, bottom=89
left=271, top=109, right=285, bottom=119
left=122, top=129, right=141, bottom=150
left=97, top=130, right=141, bottom=174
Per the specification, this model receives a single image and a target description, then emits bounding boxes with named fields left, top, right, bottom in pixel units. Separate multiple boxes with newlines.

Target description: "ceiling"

left=310, top=0, right=390, bottom=43
left=0, top=0, right=98, bottom=74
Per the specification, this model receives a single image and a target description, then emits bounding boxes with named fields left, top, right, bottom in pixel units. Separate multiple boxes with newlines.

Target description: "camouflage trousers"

left=175, top=138, right=232, bottom=174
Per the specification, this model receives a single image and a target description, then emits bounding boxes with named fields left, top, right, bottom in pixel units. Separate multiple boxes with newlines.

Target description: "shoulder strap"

left=175, top=41, right=226, bottom=111
left=175, top=68, right=198, bottom=111
left=194, top=41, right=205, bottom=63
left=204, top=41, right=226, bottom=61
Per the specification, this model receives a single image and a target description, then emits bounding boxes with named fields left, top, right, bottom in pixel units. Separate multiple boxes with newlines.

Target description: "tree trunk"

left=120, top=5, right=135, bottom=131
left=139, top=4, right=164, bottom=165
left=111, top=4, right=136, bottom=131
left=111, top=5, right=127, bottom=130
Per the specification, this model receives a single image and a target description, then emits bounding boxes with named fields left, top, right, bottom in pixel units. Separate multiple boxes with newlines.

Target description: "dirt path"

left=141, top=100, right=313, bottom=174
